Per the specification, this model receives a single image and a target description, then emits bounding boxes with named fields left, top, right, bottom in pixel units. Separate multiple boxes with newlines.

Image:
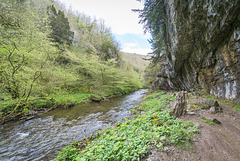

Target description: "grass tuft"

left=198, top=117, right=215, bottom=125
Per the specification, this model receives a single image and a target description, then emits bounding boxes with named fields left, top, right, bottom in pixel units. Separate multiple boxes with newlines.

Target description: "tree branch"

left=0, top=14, right=19, bottom=27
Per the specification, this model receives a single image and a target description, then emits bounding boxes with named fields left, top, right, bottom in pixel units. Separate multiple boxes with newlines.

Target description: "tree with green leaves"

left=134, top=0, right=166, bottom=63
left=0, top=0, right=143, bottom=123
left=47, top=5, right=74, bottom=47
left=98, top=31, right=120, bottom=61
left=0, top=0, right=56, bottom=99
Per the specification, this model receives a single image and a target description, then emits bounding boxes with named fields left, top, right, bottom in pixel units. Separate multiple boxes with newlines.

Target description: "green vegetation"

left=133, top=0, right=168, bottom=86
left=120, top=52, right=150, bottom=87
left=187, top=104, right=199, bottom=111
left=198, top=117, right=215, bottom=125
left=47, top=5, right=74, bottom=47
left=128, top=0, right=168, bottom=87
left=54, top=91, right=198, bottom=161
left=235, top=105, right=240, bottom=112
left=0, top=0, right=142, bottom=122
left=203, top=93, right=240, bottom=112
left=120, top=52, right=149, bottom=75
left=133, top=0, right=166, bottom=63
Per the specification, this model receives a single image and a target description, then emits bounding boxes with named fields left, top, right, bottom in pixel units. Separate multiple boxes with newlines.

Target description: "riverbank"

left=53, top=90, right=240, bottom=161
left=0, top=89, right=147, bottom=160
left=0, top=89, right=139, bottom=124
left=54, top=91, right=199, bottom=160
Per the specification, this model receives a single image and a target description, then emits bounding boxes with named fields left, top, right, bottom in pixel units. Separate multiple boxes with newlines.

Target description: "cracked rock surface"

left=152, top=0, right=240, bottom=99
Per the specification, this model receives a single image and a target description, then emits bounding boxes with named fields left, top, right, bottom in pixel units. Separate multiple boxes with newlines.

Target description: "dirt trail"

left=145, top=95, right=240, bottom=161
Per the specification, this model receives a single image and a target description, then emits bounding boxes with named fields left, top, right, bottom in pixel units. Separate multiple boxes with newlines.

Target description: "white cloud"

left=59, top=0, right=144, bottom=35
left=141, top=33, right=151, bottom=39
left=122, top=42, right=152, bottom=55
left=123, top=42, right=138, bottom=49
left=59, top=0, right=152, bottom=55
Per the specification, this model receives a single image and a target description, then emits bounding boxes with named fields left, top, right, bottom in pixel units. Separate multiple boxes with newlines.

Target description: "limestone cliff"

left=153, top=0, right=240, bottom=99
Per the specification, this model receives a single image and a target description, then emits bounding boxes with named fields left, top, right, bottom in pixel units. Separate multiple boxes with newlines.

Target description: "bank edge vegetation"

left=54, top=91, right=198, bottom=160
left=0, top=0, right=144, bottom=122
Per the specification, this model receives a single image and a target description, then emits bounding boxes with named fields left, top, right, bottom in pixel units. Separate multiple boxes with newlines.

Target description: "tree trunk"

left=170, top=91, right=188, bottom=117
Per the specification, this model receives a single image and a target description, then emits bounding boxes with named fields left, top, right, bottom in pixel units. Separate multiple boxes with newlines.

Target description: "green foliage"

left=144, top=62, right=162, bottom=85
left=134, top=0, right=169, bottom=87
left=235, top=104, right=240, bottom=112
left=198, top=117, right=215, bottom=125
left=204, top=94, right=215, bottom=102
left=203, top=93, right=240, bottom=112
left=98, top=32, right=120, bottom=61
left=54, top=92, right=198, bottom=161
left=49, top=93, right=91, bottom=106
left=120, top=52, right=150, bottom=87
left=55, top=145, right=79, bottom=161
left=0, top=0, right=57, bottom=100
left=62, top=6, right=120, bottom=61
left=188, top=104, right=199, bottom=110
left=47, top=5, right=74, bottom=47
left=134, top=0, right=166, bottom=63
left=140, top=91, right=175, bottom=110
left=0, top=0, right=143, bottom=122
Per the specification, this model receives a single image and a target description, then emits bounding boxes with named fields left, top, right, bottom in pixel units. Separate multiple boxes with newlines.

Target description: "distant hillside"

left=120, top=52, right=150, bottom=74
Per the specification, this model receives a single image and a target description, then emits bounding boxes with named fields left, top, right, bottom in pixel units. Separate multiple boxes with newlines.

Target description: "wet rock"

left=170, top=91, right=188, bottom=117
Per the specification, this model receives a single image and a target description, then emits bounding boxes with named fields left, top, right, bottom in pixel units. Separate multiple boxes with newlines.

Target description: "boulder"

left=210, top=101, right=223, bottom=114
left=210, top=106, right=216, bottom=114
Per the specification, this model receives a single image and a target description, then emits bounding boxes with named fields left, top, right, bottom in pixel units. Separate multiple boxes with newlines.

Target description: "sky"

left=59, top=0, right=152, bottom=55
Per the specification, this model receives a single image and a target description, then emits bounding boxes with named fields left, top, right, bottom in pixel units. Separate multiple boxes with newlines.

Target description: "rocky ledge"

left=152, top=0, right=240, bottom=99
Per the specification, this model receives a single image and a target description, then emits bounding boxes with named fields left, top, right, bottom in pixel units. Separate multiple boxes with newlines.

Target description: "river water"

left=0, top=89, right=147, bottom=161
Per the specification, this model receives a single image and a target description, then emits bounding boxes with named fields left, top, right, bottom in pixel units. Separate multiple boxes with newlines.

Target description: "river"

left=0, top=89, right=147, bottom=161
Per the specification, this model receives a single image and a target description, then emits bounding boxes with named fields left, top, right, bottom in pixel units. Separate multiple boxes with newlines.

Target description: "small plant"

left=55, top=145, right=79, bottom=161
left=198, top=117, right=215, bottom=125
left=189, top=104, right=199, bottom=110
left=235, top=104, right=240, bottom=112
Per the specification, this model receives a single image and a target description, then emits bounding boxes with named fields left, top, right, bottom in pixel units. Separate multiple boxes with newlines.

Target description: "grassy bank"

left=0, top=87, right=140, bottom=123
left=0, top=92, right=89, bottom=123
left=54, top=91, right=198, bottom=161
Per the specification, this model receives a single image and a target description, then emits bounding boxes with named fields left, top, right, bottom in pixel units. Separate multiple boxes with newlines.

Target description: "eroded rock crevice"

left=153, top=0, right=240, bottom=99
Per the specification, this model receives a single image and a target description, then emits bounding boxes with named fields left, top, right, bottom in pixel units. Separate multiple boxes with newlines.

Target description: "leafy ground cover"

left=54, top=91, right=198, bottom=161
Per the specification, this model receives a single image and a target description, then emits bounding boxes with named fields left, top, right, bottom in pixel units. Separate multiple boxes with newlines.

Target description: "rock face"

left=153, top=0, right=240, bottom=99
